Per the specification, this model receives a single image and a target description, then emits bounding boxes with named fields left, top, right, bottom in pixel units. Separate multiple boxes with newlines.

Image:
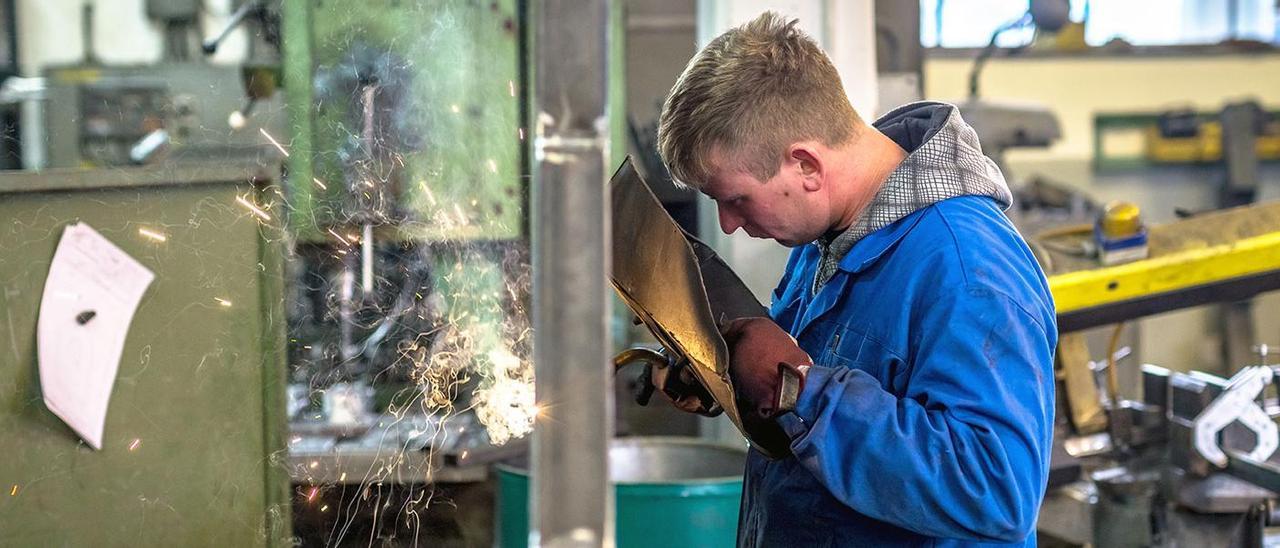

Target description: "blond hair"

left=657, top=12, right=861, bottom=189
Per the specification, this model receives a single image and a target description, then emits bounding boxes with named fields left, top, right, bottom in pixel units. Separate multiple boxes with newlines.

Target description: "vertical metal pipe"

left=531, top=1, right=613, bottom=546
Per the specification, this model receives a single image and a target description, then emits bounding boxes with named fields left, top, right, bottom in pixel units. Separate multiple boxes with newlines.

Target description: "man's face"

left=701, top=154, right=825, bottom=247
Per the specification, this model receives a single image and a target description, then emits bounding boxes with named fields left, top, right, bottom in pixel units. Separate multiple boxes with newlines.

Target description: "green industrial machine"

left=283, top=0, right=526, bottom=241
left=279, top=2, right=536, bottom=544
left=0, top=163, right=291, bottom=546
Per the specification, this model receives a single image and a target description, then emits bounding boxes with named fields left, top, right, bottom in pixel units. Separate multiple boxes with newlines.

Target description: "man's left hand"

left=721, top=317, right=811, bottom=420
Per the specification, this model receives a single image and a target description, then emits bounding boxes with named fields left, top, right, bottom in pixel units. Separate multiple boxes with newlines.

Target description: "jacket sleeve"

left=776, top=284, right=1055, bottom=543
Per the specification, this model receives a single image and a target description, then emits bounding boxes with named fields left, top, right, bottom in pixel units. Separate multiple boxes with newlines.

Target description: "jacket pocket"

left=822, top=325, right=904, bottom=390
left=821, top=325, right=867, bottom=369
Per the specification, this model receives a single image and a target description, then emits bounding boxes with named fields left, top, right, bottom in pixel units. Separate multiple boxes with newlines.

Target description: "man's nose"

left=718, top=204, right=742, bottom=235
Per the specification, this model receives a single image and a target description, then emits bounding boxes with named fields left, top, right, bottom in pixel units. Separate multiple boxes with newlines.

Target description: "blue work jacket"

left=739, top=195, right=1057, bottom=547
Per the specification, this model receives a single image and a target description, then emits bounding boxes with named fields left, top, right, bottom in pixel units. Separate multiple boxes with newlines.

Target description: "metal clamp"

left=1193, top=365, right=1279, bottom=467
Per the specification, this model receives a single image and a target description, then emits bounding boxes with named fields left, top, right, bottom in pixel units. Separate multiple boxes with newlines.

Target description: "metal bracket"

left=1194, top=365, right=1279, bottom=467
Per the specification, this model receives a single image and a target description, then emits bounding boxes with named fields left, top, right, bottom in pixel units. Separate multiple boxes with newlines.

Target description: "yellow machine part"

left=1145, top=122, right=1280, bottom=164
left=1045, top=201, right=1280, bottom=319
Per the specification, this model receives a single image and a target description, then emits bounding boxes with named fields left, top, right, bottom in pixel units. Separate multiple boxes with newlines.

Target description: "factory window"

left=921, top=0, right=1279, bottom=48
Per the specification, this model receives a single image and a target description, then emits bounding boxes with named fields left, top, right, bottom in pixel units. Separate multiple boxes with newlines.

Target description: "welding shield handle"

left=613, top=347, right=723, bottom=417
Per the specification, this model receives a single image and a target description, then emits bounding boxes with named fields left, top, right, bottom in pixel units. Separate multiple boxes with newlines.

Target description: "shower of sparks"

left=215, top=298, right=232, bottom=307
left=128, top=438, right=141, bottom=451
left=235, top=195, right=272, bottom=222
left=312, top=177, right=328, bottom=190
left=137, top=227, right=167, bottom=242
left=259, top=128, right=290, bottom=157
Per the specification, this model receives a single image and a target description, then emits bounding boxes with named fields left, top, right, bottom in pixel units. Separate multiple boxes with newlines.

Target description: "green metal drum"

left=496, top=437, right=745, bottom=548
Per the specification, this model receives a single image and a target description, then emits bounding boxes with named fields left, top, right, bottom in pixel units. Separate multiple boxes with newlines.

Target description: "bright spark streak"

left=137, top=228, right=167, bottom=242
left=486, top=159, right=497, bottom=173
left=128, top=438, right=141, bottom=451
left=326, top=228, right=351, bottom=245
left=421, top=184, right=437, bottom=206
left=259, top=128, right=290, bottom=157
left=320, top=505, right=329, bottom=512
left=508, top=80, right=516, bottom=97
left=235, top=195, right=271, bottom=221
left=309, top=461, right=318, bottom=469
left=450, top=104, right=461, bottom=114
left=215, top=298, right=233, bottom=307
left=307, top=486, right=318, bottom=502
left=312, top=177, right=328, bottom=190
left=518, top=127, right=525, bottom=140
left=9, top=485, right=16, bottom=496
left=339, top=472, right=347, bottom=482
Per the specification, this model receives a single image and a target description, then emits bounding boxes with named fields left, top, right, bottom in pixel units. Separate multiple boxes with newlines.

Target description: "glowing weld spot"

left=137, top=228, right=167, bottom=242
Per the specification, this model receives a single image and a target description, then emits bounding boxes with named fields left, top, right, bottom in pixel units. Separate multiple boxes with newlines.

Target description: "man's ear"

left=789, top=144, right=823, bottom=192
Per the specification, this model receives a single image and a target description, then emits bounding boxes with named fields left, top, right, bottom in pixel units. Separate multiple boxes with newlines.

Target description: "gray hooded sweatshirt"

left=812, top=101, right=1014, bottom=292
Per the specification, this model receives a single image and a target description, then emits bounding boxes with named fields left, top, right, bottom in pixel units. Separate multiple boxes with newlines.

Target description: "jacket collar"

left=834, top=208, right=928, bottom=275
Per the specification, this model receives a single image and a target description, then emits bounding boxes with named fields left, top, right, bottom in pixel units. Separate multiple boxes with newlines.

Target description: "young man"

left=655, top=12, right=1056, bottom=547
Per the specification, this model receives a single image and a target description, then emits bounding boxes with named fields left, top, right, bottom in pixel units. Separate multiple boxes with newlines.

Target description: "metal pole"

left=531, top=1, right=613, bottom=547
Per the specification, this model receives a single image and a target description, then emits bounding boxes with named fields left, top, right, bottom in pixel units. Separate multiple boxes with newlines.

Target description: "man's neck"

left=830, top=129, right=907, bottom=232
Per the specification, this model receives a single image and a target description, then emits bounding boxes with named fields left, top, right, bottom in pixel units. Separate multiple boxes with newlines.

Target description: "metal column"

left=531, top=1, right=614, bottom=547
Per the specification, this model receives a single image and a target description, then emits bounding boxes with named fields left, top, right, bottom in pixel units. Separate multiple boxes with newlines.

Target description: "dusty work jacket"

left=739, top=103, right=1057, bottom=547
